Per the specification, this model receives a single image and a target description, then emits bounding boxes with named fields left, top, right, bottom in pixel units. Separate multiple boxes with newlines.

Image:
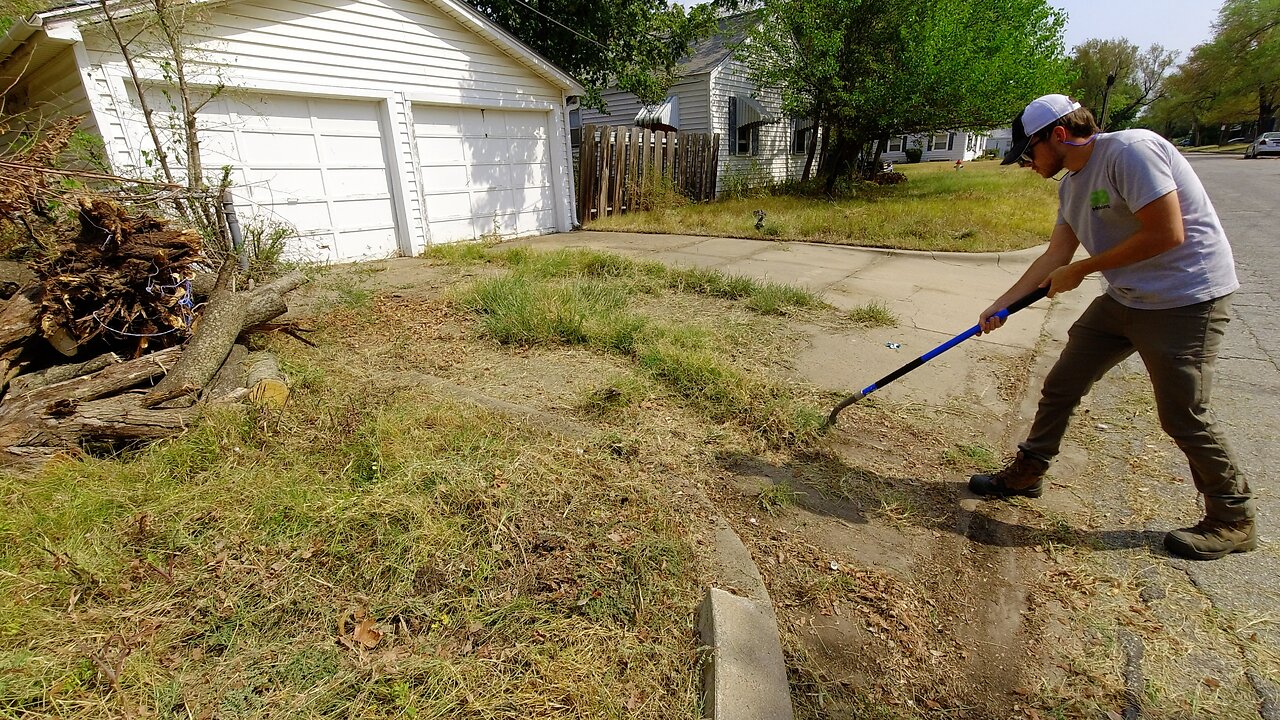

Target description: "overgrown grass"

left=443, top=248, right=825, bottom=447
left=0, top=380, right=702, bottom=717
left=584, top=161, right=1059, bottom=252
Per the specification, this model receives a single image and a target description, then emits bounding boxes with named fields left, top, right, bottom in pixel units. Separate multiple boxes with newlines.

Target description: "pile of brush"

left=0, top=195, right=305, bottom=468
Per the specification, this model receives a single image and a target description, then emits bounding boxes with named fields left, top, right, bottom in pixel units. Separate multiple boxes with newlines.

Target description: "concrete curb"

left=699, top=587, right=794, bottom=720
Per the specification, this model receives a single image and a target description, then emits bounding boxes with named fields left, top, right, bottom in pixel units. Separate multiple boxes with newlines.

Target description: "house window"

left=931, top=132, right=949, bottom=151
left=569, top=106, right=581, bottom=147
left=792, top=118, right=814, bottom=155
left=728, top=96, right=764, bottom=156
left=888, top=135, right=904, bottom=152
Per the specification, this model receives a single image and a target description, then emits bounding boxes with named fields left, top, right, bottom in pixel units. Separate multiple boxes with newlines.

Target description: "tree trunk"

left=245, top=351, right=289, bottom=408
left=802, top=116, right=819, bottom=183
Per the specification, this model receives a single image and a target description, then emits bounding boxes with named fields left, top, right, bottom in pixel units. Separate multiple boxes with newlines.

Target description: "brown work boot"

left=968, top=451, right=1049, bottom=499
left=1164, top=518, right=1257, bottom=560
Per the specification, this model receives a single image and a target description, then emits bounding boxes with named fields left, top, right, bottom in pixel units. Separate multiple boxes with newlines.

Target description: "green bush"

left=904, top=147, right=923, bottom=163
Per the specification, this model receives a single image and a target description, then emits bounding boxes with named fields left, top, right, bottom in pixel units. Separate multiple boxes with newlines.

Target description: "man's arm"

left=1041, top=190, right=1185, bottom=296
left=979, top=222, right=1080, bottom=334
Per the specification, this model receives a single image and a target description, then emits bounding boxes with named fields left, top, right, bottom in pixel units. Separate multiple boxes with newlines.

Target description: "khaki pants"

left=1020, top=293, right=1253, bottom=522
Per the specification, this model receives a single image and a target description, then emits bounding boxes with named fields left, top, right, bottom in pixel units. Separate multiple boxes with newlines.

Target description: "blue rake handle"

left=824, top=286, right=1049, bottom=428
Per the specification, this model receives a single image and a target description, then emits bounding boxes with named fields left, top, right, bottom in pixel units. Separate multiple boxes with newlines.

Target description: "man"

left=970, top=94, right=1254, bottom=561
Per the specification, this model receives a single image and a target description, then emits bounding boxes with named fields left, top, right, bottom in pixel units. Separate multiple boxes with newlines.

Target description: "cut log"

left=244, top=351, right=289, bottom=408
left=0, top=346, right=184, bottom=455
left=205, top=343, right=248, bottom=402
left=6, top=351, right=122, bottom=398
left=142, top=270, right=305, bottom=407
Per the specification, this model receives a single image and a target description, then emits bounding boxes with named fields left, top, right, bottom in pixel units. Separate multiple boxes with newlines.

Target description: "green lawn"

left=585, top=160, right=1060, bottom=253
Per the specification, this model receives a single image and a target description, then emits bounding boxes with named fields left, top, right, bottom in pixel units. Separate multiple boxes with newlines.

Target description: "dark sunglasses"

left=1018, top=136, right=1042, bottom=167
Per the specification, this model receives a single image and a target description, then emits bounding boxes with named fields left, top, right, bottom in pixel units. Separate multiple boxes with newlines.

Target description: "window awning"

left=635, top=96, right=679, bottom=132
left=736, top=95, right=777, bottom=128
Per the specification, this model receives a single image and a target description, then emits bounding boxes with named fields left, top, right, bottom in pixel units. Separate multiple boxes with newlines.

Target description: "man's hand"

left=978, top=302, right=1006, bottom=334
left=1043, top=262, right=1088, bottom=297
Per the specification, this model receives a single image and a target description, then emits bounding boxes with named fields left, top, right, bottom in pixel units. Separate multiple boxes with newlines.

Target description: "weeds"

left=847, top=301, right=897, bottom=328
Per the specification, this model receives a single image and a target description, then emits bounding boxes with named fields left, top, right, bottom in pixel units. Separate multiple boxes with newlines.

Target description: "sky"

left=1047, top=0, right=1223, bottom=60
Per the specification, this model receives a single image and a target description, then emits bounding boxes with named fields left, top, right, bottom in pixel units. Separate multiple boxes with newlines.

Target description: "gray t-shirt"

left=1057, top=129, right=1238, bottom=309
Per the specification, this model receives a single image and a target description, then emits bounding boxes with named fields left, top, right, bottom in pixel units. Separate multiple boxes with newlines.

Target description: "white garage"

left=1, top=0, right=584, bottom=262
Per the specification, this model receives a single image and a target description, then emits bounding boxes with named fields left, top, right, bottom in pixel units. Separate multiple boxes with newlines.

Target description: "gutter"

left=0, top=17, right=43, bottom=65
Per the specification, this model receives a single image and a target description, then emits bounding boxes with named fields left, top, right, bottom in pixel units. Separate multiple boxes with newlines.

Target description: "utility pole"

left=1098, top=70, right=1117, bottom=131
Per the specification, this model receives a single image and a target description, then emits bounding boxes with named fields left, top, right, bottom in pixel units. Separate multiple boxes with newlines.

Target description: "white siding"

left=880, top=131, right=989, bottom=163
left=579, top=74, right=712, bottom=133
left=72, top=0, right=574, bottom=254
left=709, top=59, right=801, bottom=194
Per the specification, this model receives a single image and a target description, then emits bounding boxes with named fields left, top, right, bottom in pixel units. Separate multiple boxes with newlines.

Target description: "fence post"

left=597, top=127, right=612, bottom=218
left=611, top=128, right=625, bottom=216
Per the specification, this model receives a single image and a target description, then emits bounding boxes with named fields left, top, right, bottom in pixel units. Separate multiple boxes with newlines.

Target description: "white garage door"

left=414, top=105, right=556, bottom=243
left=198, top=95, right=401, bottom=262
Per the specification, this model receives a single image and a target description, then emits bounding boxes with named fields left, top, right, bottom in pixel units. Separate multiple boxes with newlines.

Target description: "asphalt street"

left=1178, top=155, right=1280, bottom=710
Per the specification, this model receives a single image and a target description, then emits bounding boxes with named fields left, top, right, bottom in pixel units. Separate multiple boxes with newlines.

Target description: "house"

left=879, top=131, right=991, bottom=164
left=576, top=12, right=809, bottom=195
left=0, top=0, right=585, bottom=261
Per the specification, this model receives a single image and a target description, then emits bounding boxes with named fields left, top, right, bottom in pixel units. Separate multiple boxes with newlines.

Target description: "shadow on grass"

left=717, top=450, right=1168, bottom=554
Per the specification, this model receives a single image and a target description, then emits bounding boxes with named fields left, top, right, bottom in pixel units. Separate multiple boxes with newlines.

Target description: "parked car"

left=1245, top=132, right=1280, bottom=158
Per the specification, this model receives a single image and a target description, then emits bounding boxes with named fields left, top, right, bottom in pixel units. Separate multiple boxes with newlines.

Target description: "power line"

left=501, top=0, right=611, bottom=52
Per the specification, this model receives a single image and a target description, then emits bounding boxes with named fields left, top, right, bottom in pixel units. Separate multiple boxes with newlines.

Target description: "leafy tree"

left=1208, top=0, right=1280, bottom=133
left=742, top=0, right=1069, bottom=187
left=1068, top=38, right=1177, bottom=130
left=464, top=0, right=715, bottom=108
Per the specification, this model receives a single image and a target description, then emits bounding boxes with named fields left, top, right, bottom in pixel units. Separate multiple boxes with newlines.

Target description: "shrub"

left=870, top=171, right=908, bottom=186
left=904, top=147, right=923, bottom=163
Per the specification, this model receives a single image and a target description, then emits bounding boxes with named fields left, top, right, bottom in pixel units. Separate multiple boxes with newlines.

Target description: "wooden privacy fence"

left=577, top=124, right=720, bottom=223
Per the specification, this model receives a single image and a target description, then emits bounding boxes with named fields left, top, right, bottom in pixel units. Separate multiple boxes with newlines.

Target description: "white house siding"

left=579, top=74, right=712, bottom=133
left=67, top=0, right=575, bottom=259
left=880, top=131, right=989, bottom=163
left=709, top=59, right=797, bottom=193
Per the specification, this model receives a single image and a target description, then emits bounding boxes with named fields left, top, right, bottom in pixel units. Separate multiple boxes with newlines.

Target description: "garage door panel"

left=270, top=201, right=333, bottom=233
left=427, top=190, right=474, bottom=220
left=515, top=209, right=555, bottom=234
left=312, top=103, right=382, bottom=133
left=285, top=232, right=338, bottom=262
left=467, top=138, right=510, bottom=164
left=505, top=116, right=547, bottom=139
left=414, top=106, right=465, bottom=134
left=419, top=165, right=468, bottom=190
left=338, top=228, right=400, bottom=257
left=323, top=135, right=386, bottom=166
left=418, top=136, right=467, bottom=164
left=468, top=163, right=508, bottom=189
left=331, top=198, right=397, bottom=229
left=468, top=187, right=512, bottom=216
left=244, top=168, right=327, bottom=200
left=231, top=96, right=312, bottom=130
left=325, top=167, right=390, bottom=196
left=200, top=128, right=240, bottom=163
left=514, top=186, right=553, bottom=212
left=238, top=132, right=319, bottom=164
left=506, top=139, right=549, bottom=165
left=509, top=162, right=552, bottom=188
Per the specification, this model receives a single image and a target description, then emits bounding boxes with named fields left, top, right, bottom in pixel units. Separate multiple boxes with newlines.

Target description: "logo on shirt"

left=1090, top=189, right=1111, bottom=210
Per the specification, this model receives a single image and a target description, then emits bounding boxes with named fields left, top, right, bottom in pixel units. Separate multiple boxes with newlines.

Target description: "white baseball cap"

left=1001, top=94, right=1084, bottom=165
